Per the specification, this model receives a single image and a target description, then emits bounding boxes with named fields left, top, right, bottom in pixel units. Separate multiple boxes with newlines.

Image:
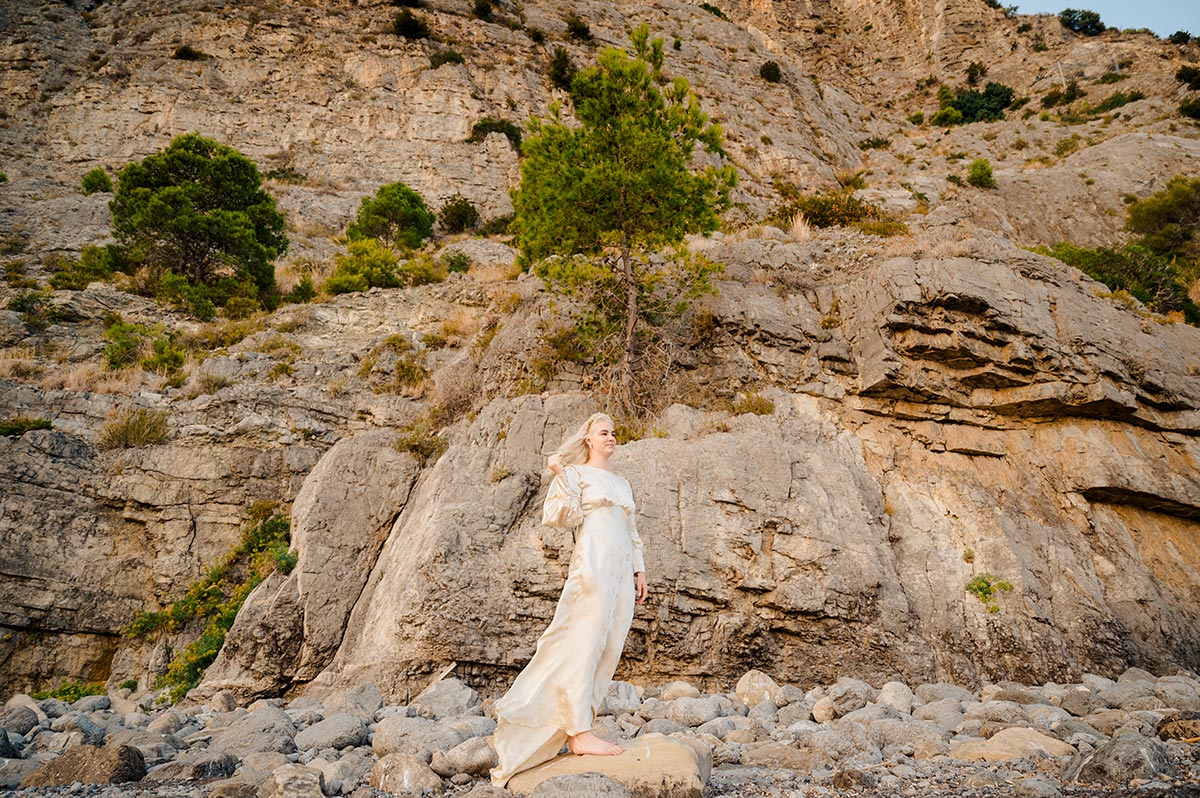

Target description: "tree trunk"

left=620, top=234, right=637, bottom=403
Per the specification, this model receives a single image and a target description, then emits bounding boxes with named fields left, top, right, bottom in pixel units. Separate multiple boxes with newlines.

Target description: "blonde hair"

left=555, top=412, right=614, bottom=466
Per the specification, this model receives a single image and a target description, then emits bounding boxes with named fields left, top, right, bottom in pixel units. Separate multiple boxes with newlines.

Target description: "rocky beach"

left=3, top=668, right=1200, bottom=797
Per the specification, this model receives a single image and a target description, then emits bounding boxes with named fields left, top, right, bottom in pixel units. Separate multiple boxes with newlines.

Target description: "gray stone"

left=1060, top=689, right=1104, bottom=718
left=915, top=683, right=976, bottom=704
left=876, top=682, right=915, bottom=715
left=71, top=695, right=111, bottom=713
left=104, top=729, right=182, bottom=767
left=0, top=706, right=39, bottom=737
left=431, top=736, right=497, bottom=777
left=372, top=716, right=464, bottom=762
left=1065, top=733, right=1176, bottom=784
left=206, top=707, right=298, bottom=755
left=735, top=670, right=781, bottom=707
left=913, top=697, right=964, bottom=731
left=1153, top=677, right=1200, bottom=711
left=146, top=710, right=185, bottom=735
left=0, top=758, right=40, bottom=788
left=294, top=713, right=368, bottom=751
left=1014, top=776, right=1062, bottom=798
left=642, top=717, right=688, bottom=736
left=259, top=763, right=326, bottom=798
left=0, top=729, right=17, bottom=759
left=1098, top=680, right=1156, bottom=710
left=600, top=681, right=642, bottom=716
left=146, top=750, right=238, bottom=781
left=312, top=751, right=373, bottom=796
left=669, top=696, right=724, bottom=727
left=321, top=685, right=384, bottom=721
left=660, top=681, right=702, bottom=701
left=529, top=772, right=631, bottom=798
left=370, top=753, right=443, bottom=794
left=778, top=700, right=813, bottom=726
left=49, top=712, right=106, bottom=745
left=20, top=743, right=145, bottom=786
left=825, top=678, right=877, bottom=718
left=411, top=678, right=482, bottom=720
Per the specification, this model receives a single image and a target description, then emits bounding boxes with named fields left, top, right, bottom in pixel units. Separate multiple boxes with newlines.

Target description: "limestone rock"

left=949, top=727, right=1077, bottom=762
left=372, top=716, right=464, bottom=762
left=506, top=734, right=709, bottom=798
left=529, top=773, right=631, bottom=798
left=411, top=677, right=482, bottom=720
left=206, top=707, right=297, bottom=756
left=20, top=743, right=145, bottom=786
left=259, top=764, right=326, bottom=798
left=735, top=670, right=780, bottom=708
left=660, top=681, right=701, bottom=701
left=321, top=684, right=384, bottom=721
left=739, top=741, right=833, bottom=772
left=146, top=750, right=238, bottom=781
left=600, top=682, right=642, bottom=717
left=293, top=713, right=367, bottom=752
left=0, top=729, right=17, bottom=759
left=669, top=696, right=724, bottom=728
left=0, top=758, right=40, bottom=788
left=0, top=705, right=39, bottom=737
left=431, top=736, right=497, bottom=777
left=370, top=753, right=443, bottom=794
left=1065, top=733, right=1176, bottom=784
left=876, top=682, right=915, bottom=715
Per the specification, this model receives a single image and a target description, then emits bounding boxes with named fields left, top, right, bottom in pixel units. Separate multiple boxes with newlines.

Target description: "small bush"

left=770, top=183, right=885, bottom=229
left=81, top=167, right=112, bottom=195
left=526, top=26, right=545, bottom=43
left=966, top=158, right=996, bottom=188
left=857, top=137, right=890, bottom=150
left=50, top=245, right=120, bottom=290
left=930, top=106, right=963, bottom=126
left=758, top=60, right=782, bottom=83
left=548, top=47, right=577, bottom=91
left=946, top=174, right=964, bottom=186
left=1038, top=242, right=1198, bottom=322
left=468, top=117, right=522, bottom=150
left=443, top=252, right=471, bottom=273
left=118, top=679, right=138, bottom=691
left=142, top=336, right=185, bottom=374
left=907, top=111, right=925, bottom=125
left=730, top=391, right=774, bottom=416
left=856, top=218, right=910, bottom=237
left=1098, top=71, right=1127, bottom=84
left=966, top=573, right=1013, bottom=612
left=265, top=167, right=306, bottom=183
left=1042, top=80, right=1086, bottom=108
left=439, top=195, right=479, bottom=233
left=564, top=13, right=592, bottom=42
left=1179, top=66, right=1200, bottom=91
left=172, top=44, right=209, bottom=61
left=99, top=408, right=169, bottom=449
left=0, top=172, right=7, bottom=183
left=950, top=82, right=1015, bottom=123
left=104, top=319, right=146, bottom=370
left=348, top=182, right=434, bottom=249
left=1059, top=8, right=1105, bottom=36
left=326, top=239, right=401, bottom=294
left=965, top=61, right=987, bottom=85
left=1180, top=98, right=1200, bottom=120
left=394, top=9, right=430, bottom=39
left=1169, top=31, right=1193, bottom=45
left=835, top=169, right=868, bottom=190
left=472, top=0, right=492, bottom=20
left=0, top=417, right=52, bottom=436
left=285, top=274, right=316, bottom=304
left=396, top=418, right=448, bottom=465
left=429, top=50, right=464, bottom=68
left=1087, top=90, right=1144, bottom=114
left=699, top=2, right=728, bottom=19
left=1055, top=134, right=1081, bottom=157
left=30, top=682, right=105, bottom=702
left=479, top=214, right=514, bottom=235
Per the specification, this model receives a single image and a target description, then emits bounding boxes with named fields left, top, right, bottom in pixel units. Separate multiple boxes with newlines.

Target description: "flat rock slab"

left=21, top=744, right=145, bottom=786
left=506, top=734, right=710, bottom=798
left=949, top=727, right=1076, bottom=762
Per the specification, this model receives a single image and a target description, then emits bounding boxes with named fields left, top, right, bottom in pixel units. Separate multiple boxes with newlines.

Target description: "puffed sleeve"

left=628, top=502, right=646, bottom=575
left=542, top=468, right=584, bottom=529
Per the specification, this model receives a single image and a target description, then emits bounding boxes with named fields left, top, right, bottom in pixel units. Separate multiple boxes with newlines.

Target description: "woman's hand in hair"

left=547, top=453, right=566, bottom=478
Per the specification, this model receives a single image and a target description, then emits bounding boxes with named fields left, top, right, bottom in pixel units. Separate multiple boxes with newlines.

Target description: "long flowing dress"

left=490, top=464, right=646, bottom=787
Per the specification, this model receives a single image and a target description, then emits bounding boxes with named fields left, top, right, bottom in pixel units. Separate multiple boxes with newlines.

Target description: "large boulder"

left=506, top=734, right=710, bottom=798
left=145, top=750, right=238, bottom=781
left=949, top=727, right=1076, bottom=762
left=293, top=713, right=368, bottom=751
left=0, top=705, right=39, bottom=737
left=20, top=744, right=145, bottom=786
left=411, top=678, right=482, bottom=720
left=371, top=753, right=444, bottom=794
left=259, top=763, right=326, bottom=798
left=372, top=716, right=465, bottom=762
left=1065, top=733, right=1176, bottom=784
left=206, top=707, right=297, bottom=756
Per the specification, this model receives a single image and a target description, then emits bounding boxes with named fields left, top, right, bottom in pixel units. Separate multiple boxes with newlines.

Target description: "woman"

left=491, top=413, right=649, bottom=786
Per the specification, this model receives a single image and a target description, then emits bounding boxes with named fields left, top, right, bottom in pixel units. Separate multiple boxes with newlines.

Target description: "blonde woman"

left=491, top=413, right=649, bottom=786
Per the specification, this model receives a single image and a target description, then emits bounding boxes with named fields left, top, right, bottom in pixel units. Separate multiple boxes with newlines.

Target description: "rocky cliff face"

left=1, top=0, right=1199, bottom=697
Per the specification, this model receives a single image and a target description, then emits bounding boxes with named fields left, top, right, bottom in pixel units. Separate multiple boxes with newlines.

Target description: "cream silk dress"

left=491, top=464, right=646, bottom=787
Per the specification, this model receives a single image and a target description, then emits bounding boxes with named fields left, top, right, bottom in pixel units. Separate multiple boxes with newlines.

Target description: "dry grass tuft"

left=98, top=407, right=169, bottom=449
left=787, top=212, right=814, bottom=242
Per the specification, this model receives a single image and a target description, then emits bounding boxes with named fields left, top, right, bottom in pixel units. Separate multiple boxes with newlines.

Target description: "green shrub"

left=759, top=60, right=782, bottom=83
left=429, top=50, right=464, bottom=68
left=439, top=194, right=479, bottom=233
left=699, top=3, right=728, bottom=19
left=966, top=158, right=996, bottom=188
left=966, top=574, right=1013, bottom=612
left=1087, top=90, right=1144, bottom=114
left=1170, top=31, right=1193, bottom=45
left=949, top=82, right=1014, bottom=123
left=1054, top=134, right=1081, bottom=157
left=1098, top=71, right=1127, bottom=84
left=103, top=320, right=146, bottom=369
left=479, top=213, right=514, bottom=235
left=946, top=174, right=964, bottom=186
left=172, top=44, right=209, bottom=61
left=395, top=418, right=448, bottom=464
left=326, top=239, right=401, bottom=294
left=264, top=167, right=306, bottom=184
left=1042, top=80, right=1086, bottom=108
left=0, top=417, right=52, bottom=436
left=564, top=13, right=592, bottom=42
left=443, top=252, right=471, bottom=273
left=730, top=391, right=774, bottom=415
left=1126, top=175, right=1200, bottom=259
left=0, top=172, right=7, bottom=183
left=284, top=274, right=316, bottom=304
left=110, top=133, right=286, bottom=315
left=118, top=679, right=138, bottom=691
left=347, top=182, right=434, bottom=249
left=472, top=0, right=492, bottom=20
left=526, top=26, right=545, bottom=43
left=857, top=137, right=890, bottom=150
left=930, top=106, right=963, bottom=126
left=1059, top=8, right=1105, bottom=36
left=98, top=408, right=169, bottom=449
left=1181, top=98, right=1200, bottom=120
left=51, top=245, right=122, bottom=290
left=394, top=9, right=430, bottom=38
left=142, top=335, right=185, bottom=374
left=965, top=61, right=987, bottom=85
left=1039, top=242, right=1199, bottom=322
left=548, top=47, right=577, bottom=91
left=81, top=167, right=112, bottom=195
left=907, top=111, right=925, bottom=125
left=30, top=682, right=105, bottom=702
left=770, top=182, right=884, bottom=228
left=468, top=117, right=522, bottom=150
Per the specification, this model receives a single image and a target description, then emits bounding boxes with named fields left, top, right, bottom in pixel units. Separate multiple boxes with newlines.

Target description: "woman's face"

left=587, top=420, right=617, bottom=457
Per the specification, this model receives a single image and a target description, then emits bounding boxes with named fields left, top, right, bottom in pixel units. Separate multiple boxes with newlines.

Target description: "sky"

left=1010, top=0, right=1199, bottom=38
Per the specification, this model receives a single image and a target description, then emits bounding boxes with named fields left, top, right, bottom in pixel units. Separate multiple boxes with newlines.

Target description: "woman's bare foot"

left=567, top=730, right=623, bottom=756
